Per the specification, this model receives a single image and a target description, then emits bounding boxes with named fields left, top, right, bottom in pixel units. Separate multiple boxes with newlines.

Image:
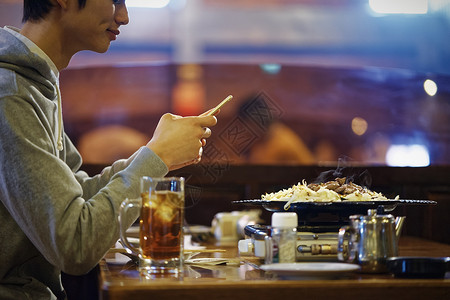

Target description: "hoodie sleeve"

left=0, top=95, right=168, bottom=275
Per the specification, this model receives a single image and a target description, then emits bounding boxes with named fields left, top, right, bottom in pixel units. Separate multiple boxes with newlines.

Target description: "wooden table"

left=99, top=236, right=450, bottom=300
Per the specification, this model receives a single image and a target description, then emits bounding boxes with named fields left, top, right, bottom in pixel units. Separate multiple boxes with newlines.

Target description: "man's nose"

left=115, top=4, right=129, bottom=26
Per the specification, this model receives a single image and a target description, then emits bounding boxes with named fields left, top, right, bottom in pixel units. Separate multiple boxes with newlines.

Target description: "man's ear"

left=54, top=0, right=69, bottom=10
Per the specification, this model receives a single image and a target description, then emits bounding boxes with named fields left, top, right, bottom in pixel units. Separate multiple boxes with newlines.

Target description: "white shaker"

left=266, top=212, right=298, bottom=263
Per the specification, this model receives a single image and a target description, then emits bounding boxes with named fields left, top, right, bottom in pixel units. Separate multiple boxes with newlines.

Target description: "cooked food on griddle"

left=261, top=177, right=399, bottom=209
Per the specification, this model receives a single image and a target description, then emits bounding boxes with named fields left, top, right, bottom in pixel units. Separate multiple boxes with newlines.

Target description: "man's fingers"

left=202, top=127, right=212, bottom=139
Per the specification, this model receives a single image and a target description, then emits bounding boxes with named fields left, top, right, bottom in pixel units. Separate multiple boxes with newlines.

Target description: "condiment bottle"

left=266, top=212, right=298, bottom=263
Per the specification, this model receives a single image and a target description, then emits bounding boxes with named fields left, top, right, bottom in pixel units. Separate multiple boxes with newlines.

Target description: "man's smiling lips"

left=107, top=29, right=120, bottom=41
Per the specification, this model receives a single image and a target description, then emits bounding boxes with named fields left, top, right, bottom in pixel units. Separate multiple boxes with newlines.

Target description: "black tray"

left=233, top=199, right=436, bottom=224
left=233, top=199, right=436, bottom=212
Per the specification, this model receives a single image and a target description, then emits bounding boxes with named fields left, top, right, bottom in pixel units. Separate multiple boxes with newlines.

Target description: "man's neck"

left=20, top=18, right=72, bottom=71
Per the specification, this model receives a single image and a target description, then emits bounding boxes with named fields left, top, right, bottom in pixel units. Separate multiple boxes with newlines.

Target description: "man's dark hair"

left=23, top=0, right=87, bottom=22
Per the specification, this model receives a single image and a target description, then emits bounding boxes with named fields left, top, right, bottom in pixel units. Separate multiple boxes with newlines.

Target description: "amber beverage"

left=140, top=190, right=184, bottom=259
left=119, top=177, right=185, bottom=276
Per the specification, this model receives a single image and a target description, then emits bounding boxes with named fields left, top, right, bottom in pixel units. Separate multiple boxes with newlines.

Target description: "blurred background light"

left=369, top=0, right=428, bottom=14
left=127, top=0, right=170, bottom=8
left=424, top=79, right=438, bottom=96
left=386, top=144, right=430, bottom=166
left=260, top=64, right=282, bottom=74
left=351, top=117, right=368, bottom=136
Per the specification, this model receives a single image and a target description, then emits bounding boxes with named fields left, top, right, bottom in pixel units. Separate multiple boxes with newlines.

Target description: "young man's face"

left=62, top=0, right=129, bottom=53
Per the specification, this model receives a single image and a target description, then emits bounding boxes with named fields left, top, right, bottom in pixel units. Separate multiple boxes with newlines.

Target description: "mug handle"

left=118, top=198, right=141, bottom=256
left=337, top=226, right=357, bottom=263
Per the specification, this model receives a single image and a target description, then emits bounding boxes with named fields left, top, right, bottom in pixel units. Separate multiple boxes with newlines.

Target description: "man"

left=0, top=0, right=217, bottom=298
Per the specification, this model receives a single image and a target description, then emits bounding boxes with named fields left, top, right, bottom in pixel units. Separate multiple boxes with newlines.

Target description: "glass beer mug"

left=119, top=177, right=185, bottom=276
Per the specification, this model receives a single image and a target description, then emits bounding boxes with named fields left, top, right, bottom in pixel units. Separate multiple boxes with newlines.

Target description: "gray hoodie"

left=0, top=27, right=168, bottom=299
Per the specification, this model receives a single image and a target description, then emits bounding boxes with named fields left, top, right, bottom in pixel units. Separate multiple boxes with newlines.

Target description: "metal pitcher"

left=337, top=209, right=405, bottom=273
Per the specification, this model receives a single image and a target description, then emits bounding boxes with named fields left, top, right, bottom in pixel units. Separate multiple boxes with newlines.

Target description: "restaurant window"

left=23, top=0, right=447, bottom=166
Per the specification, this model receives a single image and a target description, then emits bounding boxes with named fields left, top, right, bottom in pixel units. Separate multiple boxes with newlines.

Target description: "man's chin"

left=98, top=48, right=109, bottom=54
left=92, top=44, right=111, bottom=54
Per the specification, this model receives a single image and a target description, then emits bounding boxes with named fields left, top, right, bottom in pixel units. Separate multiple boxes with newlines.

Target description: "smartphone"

left=204, top=95, right=233, bottom=116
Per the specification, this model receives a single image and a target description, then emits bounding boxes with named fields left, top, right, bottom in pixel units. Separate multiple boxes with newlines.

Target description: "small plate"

left=261, top=263, right=361, bottom=279
left=387, top=256, right=450, bottom=278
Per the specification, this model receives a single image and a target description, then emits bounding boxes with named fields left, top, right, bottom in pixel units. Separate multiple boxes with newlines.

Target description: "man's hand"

left=146, top=113, right=217, bottom=171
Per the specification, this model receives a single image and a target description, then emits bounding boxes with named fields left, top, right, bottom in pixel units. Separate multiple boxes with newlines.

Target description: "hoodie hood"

left=0, top=29, right=57, bottom=95
left=0, top=27, right=64, bottom=151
